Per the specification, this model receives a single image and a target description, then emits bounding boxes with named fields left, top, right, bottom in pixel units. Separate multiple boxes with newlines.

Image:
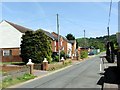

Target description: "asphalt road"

left=11, top=53, right=105, bottom=88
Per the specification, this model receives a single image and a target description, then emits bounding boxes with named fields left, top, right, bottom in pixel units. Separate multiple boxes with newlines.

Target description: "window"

left=3, top=50, right=12, bottom=56
left=61, top=41, right=62, bottom=46
left=55, top=47, right=56, bottom=52
left=54, top=41, right=56, bottom=46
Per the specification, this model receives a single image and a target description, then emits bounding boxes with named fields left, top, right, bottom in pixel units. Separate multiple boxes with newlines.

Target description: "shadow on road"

left=97, top=66, right=120, bottom=89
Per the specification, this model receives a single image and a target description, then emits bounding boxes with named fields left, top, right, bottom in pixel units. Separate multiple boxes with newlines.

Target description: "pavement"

left=100, top=56, right=120, bottom=89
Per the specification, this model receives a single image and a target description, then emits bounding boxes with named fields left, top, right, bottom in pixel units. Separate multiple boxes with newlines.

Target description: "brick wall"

left=63, top=40, right=67, bottom=54
left=1, top=48, right=22, bottom=62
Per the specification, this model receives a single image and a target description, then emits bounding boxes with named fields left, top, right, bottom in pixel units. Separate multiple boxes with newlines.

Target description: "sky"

left=1, top=1, right=118, bottom=38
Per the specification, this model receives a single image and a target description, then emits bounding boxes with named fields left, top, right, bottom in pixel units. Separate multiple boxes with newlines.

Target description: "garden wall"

left=2, top=66, right=30, bottom=80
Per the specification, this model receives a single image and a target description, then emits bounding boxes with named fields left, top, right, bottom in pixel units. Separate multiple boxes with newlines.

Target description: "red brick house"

left=0, top=20, right=32, bottom=62
left=0, top=20, right=77, bottom=62
left=39, top=29, right=58, bottom=52
left=52, top=32, right=76, bottom=57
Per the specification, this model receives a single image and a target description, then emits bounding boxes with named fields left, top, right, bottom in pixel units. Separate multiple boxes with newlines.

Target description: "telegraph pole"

left=84, top=30, right=86, bottom=48
left=57, top=14, right=60, bottom=61
left=107, top=27, right=110, bottom=42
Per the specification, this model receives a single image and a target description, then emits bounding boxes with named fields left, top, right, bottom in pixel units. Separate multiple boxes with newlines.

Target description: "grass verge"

left=1, top=73, right=36, bottom=89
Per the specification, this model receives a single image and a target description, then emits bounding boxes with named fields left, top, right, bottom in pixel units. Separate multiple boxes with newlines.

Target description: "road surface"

left=11, top=53, right=105, bottom=88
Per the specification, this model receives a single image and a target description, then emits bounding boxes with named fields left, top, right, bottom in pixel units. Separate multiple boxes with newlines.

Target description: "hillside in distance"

left=76, top=34, right=117, bottom=51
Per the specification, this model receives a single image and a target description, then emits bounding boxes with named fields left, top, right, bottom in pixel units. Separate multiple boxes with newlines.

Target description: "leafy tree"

left=20, top=30, right=52, bottom=64
left=66, top=33, right=75, bottom=40
left=76, top=34, right=117, bottom=52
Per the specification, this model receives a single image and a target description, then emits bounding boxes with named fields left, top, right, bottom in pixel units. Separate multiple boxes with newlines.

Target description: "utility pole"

left=84, top=30, right=86, bottom=48
left=107, top=27, right=110, bottom=42
left=57, top=14, right=60, bottom=62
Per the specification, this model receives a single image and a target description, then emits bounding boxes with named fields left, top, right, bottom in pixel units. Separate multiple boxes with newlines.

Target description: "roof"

left=68, top=40, right=76, bottom=44
left=52, top=32, right=68, bottom=42
left=38, top=29, right=56, bottom=40
left=4, top=20, right=33, bottom=33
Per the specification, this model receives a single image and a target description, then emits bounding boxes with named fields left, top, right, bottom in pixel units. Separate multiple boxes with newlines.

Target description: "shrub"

left=80, top=51, right=88, bottom=59
left=21, top=30, right=52, bottom=64
left=60, top=50, right=66, bottom=59
left=46, top=56, right=52, bottom=63
left=53, top=56, right=59, bottom=62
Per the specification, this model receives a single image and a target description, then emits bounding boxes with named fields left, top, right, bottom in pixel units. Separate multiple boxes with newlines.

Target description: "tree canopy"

left=76, top=34, right=117, bottom=52
left=20, top=30, right=52, bottom=64
left=66, top=33, right=75, bottom=40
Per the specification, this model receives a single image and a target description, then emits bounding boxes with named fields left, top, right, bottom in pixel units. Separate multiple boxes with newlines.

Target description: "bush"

left=52, top=52, right=59, bottom=62
left=60, top=50, right=66, bottom=59
left=53, top=56, right=59, bottom=62
left=80, top=51, right=88, bottom=59
left=21, top=30, right=52, bottom=64
left=46, top=56, right=52, bottom=63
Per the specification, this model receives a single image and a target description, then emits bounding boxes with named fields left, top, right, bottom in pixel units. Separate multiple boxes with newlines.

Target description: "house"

left=52, top=32, right=76, bottom=57
left=68, top=40, right=76, bottom=57
left=38, top=29, right=58, bottom=52
left=52, top=32, right=68, bottom=54
left=0, top=20, right=32, bottom=62
left=0, top=20, right=77, bottom=62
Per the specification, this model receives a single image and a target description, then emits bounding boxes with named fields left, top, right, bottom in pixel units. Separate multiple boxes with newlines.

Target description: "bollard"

left=27, top=59, right=34, bottom=74
left=61, top=57, right=65, bottom=64
left=71, top=54, right=74, bottom=60
left=61, top=57, right=65, bottom=65
left=43, top=58, right=48, bottom=71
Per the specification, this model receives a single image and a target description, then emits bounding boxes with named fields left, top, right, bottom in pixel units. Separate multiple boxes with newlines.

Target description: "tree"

left=76, top=34, right=117, bottom=52
left=20, top=30, right=52, bottom=64
left=66, top=33, right=75, bottom=40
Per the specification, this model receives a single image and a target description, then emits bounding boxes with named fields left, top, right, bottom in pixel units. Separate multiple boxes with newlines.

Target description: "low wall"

left=34, top=64, right=42, bottom=70
left=2, top=56, right=22, bottom=62
left=2, top=66, right=30, bottom=80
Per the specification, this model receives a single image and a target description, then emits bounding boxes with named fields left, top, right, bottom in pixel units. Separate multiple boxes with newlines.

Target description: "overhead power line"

left=60, top=16, right=83, bottom=29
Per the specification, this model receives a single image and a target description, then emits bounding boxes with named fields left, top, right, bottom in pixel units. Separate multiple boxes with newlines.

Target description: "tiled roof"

left=68, top=40, right=76, bottom=44
left=38, top=29, right=56, bottom=40
left=5, top=20, right=33, bottom=33
left=52, top=32, right=68, bottom=41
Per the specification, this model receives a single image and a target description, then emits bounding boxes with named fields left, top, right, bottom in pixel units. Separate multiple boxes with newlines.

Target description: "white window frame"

left=54, top=41, right=56, bottom=46
left=3, top=50, right=11, bottom=56
left=55, top=47, right=56, bottom=52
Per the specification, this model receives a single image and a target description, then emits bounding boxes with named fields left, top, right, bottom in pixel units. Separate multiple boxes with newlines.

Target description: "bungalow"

left=0, top=20, right=32, bottom=62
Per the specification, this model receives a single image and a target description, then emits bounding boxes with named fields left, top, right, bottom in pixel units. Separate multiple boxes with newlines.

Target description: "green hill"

left=76, top=34, right=117, bottom=52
